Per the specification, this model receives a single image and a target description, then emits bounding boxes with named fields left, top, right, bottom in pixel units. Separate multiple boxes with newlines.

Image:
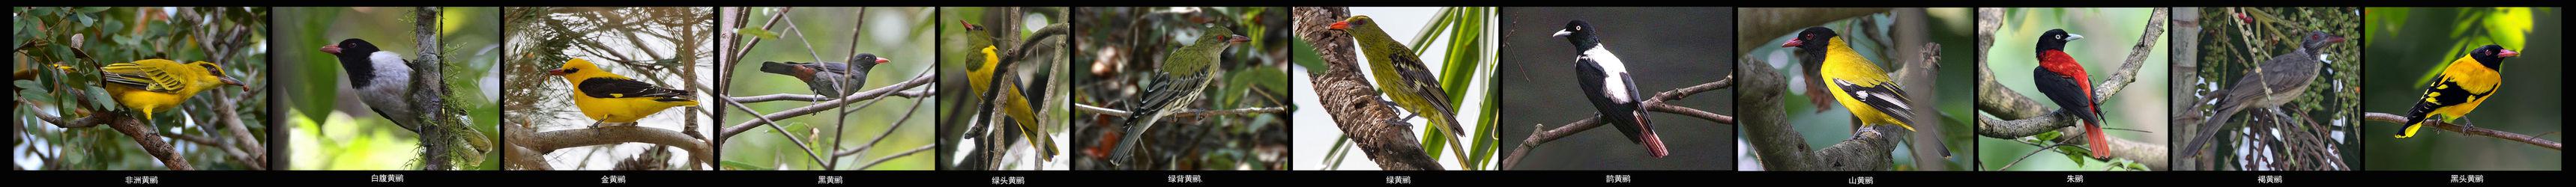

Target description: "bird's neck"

left=1825, top=37, right=1869, bottom=64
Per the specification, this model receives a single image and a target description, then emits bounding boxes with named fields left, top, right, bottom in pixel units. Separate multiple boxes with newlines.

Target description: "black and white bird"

left=1553, top=20, right=1668, bottom=158
left=320, top=38, right=426, bottom=132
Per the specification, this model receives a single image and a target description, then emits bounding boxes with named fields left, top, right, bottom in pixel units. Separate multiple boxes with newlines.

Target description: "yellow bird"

left=546, top=58, right=699, bottom=123
left=1783, top=27, right=1917, bottom=132
left=2398, top=45, right=2520, bottom=138
left=100, top=59, right=245, bottom=120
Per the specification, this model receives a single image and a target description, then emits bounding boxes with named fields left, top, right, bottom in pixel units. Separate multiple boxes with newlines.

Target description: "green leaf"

left=75, top=7, right=109, bottom=13
left=2059, top=145, right=2087, bottom=168
left=740, top=27, right=779, bottom=40
left=85, top=87, right=115, bottom=111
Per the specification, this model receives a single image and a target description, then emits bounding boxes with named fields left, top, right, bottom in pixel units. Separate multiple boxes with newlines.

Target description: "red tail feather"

left=2086, top=121, right=2111, bottom=159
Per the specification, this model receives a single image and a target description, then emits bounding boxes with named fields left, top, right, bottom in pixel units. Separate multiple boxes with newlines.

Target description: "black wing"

left=578, top=77, right=693, bottom=102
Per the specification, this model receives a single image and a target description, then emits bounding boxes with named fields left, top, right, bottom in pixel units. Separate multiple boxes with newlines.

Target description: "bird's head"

left=961, top=20, right=986, bottom=32
left=320, top=38, right=379, bottom=56
left=188, top=61, right=247, bottom=91
left=853, top=53, right=892, bottom=65
left=549, top=58, right=600, bottom=76
left=1782, top=27, right=1839, bottom=52
left=1328, top=16, right=1372, bottom=31
left=1554, top=20, right=1602, bottom=49
left=2299, top=31, right=2346, bottom=51
left=2470, top=44, right=2521, bottom=68
left=1198, top=26, right=1246, bottom=48
left=2036, top=28, right=2081, bottom=53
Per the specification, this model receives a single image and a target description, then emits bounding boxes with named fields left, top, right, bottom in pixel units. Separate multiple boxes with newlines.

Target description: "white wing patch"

left=1586, top=46, right=1634, bottom=102
left=1836, top=79, right=1910, bottom=111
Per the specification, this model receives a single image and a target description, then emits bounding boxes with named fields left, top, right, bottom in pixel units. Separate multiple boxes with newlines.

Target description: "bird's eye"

left=200, top=64, right=224, bottom=76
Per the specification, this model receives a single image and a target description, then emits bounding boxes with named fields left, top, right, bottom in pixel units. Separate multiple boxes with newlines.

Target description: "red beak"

left=2499, top=49, right=2521, bottom=58
left=319, top=44, right=342, bottom=55
left=546, top=68, right=570, bottom=76
left=875, top=58, right=892, bottom=64
left=1328, top=21, right=1350, bottom=30
left=1781, top=40, right=1804, bottom=48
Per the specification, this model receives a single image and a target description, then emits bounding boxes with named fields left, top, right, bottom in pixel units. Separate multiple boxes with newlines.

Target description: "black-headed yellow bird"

left=2398, top=45, right=2519, bottom=138
left=759, top=53, right=888, bottom=98
left=1110, top=25, right=1246, bottom=165
left=546, top=58, right=699, bottom=123
left=2180, top=31, right=2341, bottom=156
left=101, top=59, right=245, bottom=120
left=1784, top=27, right=1918, bottom=134
left=962, top=21, right=1059, bottom=160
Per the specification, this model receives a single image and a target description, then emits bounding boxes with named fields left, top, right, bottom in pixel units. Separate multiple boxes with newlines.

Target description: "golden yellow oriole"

left=101, top=59, right=246, bottom=120
left=546, top=58, right=699, bottom=123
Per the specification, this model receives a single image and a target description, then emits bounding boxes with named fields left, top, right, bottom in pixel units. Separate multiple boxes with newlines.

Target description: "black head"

left=322, top=38, right=381, bottom=58
left=2469, top=45, right=2520, bottom=68
left=849, top=53, right=889, bottom=69
left=1553, top=20, right=1601, bottom=49
left=2297, top=31, right=2345, bottom=52
left=2036, top=28, right=2081, bottom=54
left=1784, top=27, right=1839, bottom=55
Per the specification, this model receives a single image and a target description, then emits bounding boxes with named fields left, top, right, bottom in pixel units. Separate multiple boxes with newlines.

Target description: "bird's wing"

left=101, top=62, right=184, bottom=92
left=576, top=77, right=692, bottom=100
left=1387, top=52, right=1456, bottom=114
left=1833, top=78, right=1915, bottom=124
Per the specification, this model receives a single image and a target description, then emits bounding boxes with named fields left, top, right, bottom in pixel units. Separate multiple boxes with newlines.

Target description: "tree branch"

left=719, top=73, right=935, bottom=141
left=106, top=116, right=193, bottom=170
left=728, top=91, right=933, bottom=103
left=2363, top=112, right=2561, bottom=150
left=1969, top=7, right=2171, bottom=171
left=1501, top=76, right=1734, bottom=169
left=1291, top=7, right=1441, bottom=171
left=1072, top=104, right=1288, bottom=119
left=508, top=124, right=714, bottom=169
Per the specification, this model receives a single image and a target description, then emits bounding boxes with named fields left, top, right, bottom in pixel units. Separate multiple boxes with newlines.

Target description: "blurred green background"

left=720, top=7, right=938, bottom=171
left=1978, top=7, right=2168, bottom=171
left=14, top=7, right=270, bottom=171
left=1737, top=7, right=1976, bottom=171
left=2362, top=7, right=2560, bottom=171
left=274, top=7, right=502, bottom=171
left=1068, top=7, right=1293, bottom=170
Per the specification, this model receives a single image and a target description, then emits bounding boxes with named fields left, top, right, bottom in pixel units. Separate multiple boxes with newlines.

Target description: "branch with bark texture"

left=1970, top=7, right=2171, bottom=171
left=1740, top=60, right=1902, bottom=171
left=1291, top=7, right=1442, bottom=171
left=719, top=74, right=936, bottom=141
left=1500, top=76, right=1734, bottom=169
left=505, top=124, right=714, bottom=170
left=2362, top=113, right=2561, bottom=150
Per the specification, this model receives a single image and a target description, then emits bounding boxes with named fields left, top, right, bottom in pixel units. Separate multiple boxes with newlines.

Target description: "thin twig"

left=2363, top=112, right=2561, bottom=150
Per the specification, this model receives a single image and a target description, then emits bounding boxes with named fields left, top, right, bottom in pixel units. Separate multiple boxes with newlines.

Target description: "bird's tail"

left=2084, top=120, right=2111, bottom=159
left=1640, top=129, right=1668, bottom=158
left=2181, top=101, right=2245, bottom=157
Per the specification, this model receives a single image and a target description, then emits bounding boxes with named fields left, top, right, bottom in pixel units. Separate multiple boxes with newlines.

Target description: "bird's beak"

left=319, top=44, right=342, bottom=55
left=2499, top=49, right=2521, bottom=58
left=1228, top=34, right=1250, bottom=43
left=220, top=77, right=247, bottom=91
left=2066, top=34, right=2084, bottom=40
left=1551, top=29, right=1572, bottom=37
left=2326, top=36, right=2347, bottom=43
left=546, top=68, right=570, bottom=76
left=1781, top=40, right=1803, bottom=48
left=875, top=58, right=893, bottom=64
left=1328, top=21, right=1350, bottom=31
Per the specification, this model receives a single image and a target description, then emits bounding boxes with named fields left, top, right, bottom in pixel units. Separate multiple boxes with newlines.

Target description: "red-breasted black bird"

left=2029, top=29, right=2110, bottom=159
left=759, top=53, right=890, bottom=98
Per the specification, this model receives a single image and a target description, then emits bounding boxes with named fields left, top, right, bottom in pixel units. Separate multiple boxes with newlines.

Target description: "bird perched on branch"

left=100, top=58, right=244, bottom=120
left=322, top=38, right=494, bottom=153
left=2027, top=29, right=2111, bottom=159
left=548, top=58, right=699, bottom=124
left=1784, top=27, right=1946, bottom=157
left=2181, top=31, right=2342, bottom=156
left=1110, top=25, right=1246, bottom=166
left=2398, top=45, right=2518, bottom=138
left=1552, top=20, right=1667, bottom=158
left=760, top=53, right=889, bottom=98
left=1331, top=15, right=1479, bottom=164
left=962, top=21, right=1058, bottom=161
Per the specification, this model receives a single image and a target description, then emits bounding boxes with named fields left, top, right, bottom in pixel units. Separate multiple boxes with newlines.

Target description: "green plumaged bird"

left=1109, top=25, right=1247, bottom=166
left=1330, top=15, right=1476, bottom=165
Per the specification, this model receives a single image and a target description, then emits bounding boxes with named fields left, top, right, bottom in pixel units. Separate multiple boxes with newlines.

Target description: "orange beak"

left=319, top=43, right=342, bottom=55
left=546, top=68, right=571, bottom=76
left=1328, top=21, right=1350, bottom=31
